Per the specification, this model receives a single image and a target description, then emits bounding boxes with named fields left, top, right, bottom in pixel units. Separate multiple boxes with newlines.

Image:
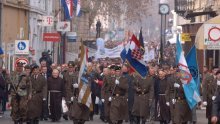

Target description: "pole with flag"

left=120, top=29, right=148, bottom=78
left=186, top=45, right=200, bottom=94
left=61, top=0, right=74, bottom=20
left=77, top=40, right=93, bottom=111
left=76, top=0, right=81, bottom=17
left=176, top=36, right=201, bottom=109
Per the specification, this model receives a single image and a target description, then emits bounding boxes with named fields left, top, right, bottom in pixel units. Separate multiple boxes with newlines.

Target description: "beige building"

left=175, top=0, right=220, bottom=70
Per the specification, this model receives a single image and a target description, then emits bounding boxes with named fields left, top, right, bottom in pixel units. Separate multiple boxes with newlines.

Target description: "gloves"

left=101, top=99, right=105, bottom=103
left=217, top=81, right=220, bottom=86
left=203, top=101, right=207, bottom=106
left=212, top=96, right=216, bottom=101
left=174, top=83, right=180, bottom=88
left=71, top=97, right=74, bottom=102
left=115, top=79, right=119, bottom=85
left=109, top=97, right=112, bottom=102
left=43, top=98, right=46, bottom=101
left=172, top=99, right=176, bottom=104
left=73, top=83, right=79, bottom=88
left=166, top=102, right=170, bottom=106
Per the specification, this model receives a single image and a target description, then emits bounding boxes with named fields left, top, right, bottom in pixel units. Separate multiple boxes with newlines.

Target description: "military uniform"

left=132, top=74, right=154, bottom=124
left=64, top=70, right=90, bottom=124
left=165, top=74, right=177, bottom=123
left=101, top=74, right=113, bottom=123
left=27, top=72, right=47, bottom=123
left=9, top=71, right=30, bottom=124
left=203, top=73, right=217, bottom=123
left=173, top=78, right=192, bottom=124
left=109, top=74, right=129, bottom=124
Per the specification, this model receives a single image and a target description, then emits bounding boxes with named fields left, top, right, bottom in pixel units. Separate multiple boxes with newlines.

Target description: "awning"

left=195, top=15, right=220, bottom=50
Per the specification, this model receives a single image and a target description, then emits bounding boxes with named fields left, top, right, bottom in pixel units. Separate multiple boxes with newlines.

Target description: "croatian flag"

left=61, top=0, right=74, bottom=20
left=176, top=36, right=201, bottom=109
left=120, top=34, right=148, bottom=78
left=76, top=0, right=81, bottom=17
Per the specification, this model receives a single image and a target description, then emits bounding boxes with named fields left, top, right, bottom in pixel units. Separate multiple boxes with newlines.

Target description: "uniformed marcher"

left=9, top=63, right=30, bottom=124
left=165, top=67, right=177, bottom=123
left=203, top=66, right=218, bottom=124
left=27, top=64, right=47, bottom=124
left=109, top=65, right=129, bottom=124
left=132, top=70, right=154, bottom=124
left=157, top=70, right=170, bottom=124
left=65, top=61, right=90, bottom=124
left=101, top=65, right=115, bottom=123
left=171, top=70, right=192, bottom=124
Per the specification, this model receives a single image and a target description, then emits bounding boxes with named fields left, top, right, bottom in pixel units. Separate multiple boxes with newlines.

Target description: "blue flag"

left=0, top=47, right=3, bottom=55
left=176, top=35, right=182, bottom=64
left=176, top=36, right=201, bottom=109
left=186, top=45, right=200, bottom=94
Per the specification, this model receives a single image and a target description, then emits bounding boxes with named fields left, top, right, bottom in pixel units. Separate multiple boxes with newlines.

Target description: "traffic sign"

left=204, top=24, right=220, bottom=49
left=15, top=40, right=29, bottom=55
left=15, top=57, right=29, bottom=67
left=181, top=33, right=191, bottom=42
left=42, top=16, right=54, bottom=27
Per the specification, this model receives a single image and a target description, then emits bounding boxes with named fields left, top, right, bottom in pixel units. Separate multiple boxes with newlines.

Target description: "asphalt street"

left=0, top=109, right=207, bottom=124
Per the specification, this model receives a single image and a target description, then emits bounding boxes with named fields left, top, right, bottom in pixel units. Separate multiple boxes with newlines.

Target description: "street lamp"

left=159, top=1, right=170, bottom=64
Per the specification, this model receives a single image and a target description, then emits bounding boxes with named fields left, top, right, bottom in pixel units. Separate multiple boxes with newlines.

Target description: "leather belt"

left=159, top=94, right=166, bottom=96
left=113, top=94, right=125, bottom=97
left=49, top=90, right=61, bottom=93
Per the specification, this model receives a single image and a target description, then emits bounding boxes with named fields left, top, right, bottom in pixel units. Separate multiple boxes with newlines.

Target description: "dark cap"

left=115, top=65, right=121, bottom=71
left=24, top=64, right=31, bottom=69
left=68, top=61, right=75, bottom=67
left=16, top=62, right=24, bottom=67
left=110, top=64, right=116, bottom=70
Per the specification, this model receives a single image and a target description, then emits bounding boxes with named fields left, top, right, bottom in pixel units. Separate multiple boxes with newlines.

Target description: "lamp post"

left=159, top=1, right=170, bottom=64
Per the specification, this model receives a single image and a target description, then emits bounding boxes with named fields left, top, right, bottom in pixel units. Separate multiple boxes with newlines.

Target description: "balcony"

left=175, top=0, right=217, bottom=19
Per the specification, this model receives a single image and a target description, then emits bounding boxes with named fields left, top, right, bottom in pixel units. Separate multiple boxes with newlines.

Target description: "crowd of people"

left=0, top=56, right=220, bottom=124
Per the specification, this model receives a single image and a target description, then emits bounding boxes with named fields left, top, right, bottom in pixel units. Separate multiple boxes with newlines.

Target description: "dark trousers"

left=41, top=100, right=49, bottom=119
left=99, top=101, right=105, bottom=118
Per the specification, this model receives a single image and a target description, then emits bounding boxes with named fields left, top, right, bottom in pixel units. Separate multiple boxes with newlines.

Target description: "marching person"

left=165, top=66, right=177, bottom=123
left=47, top=69, right=65, bottom=122
left=132, top=67, right=154, bottom=124
left=211, top=70, right=220, bottom=124
left=157, top=70, right=170, bottom=124
left=172, top=70, right=192, bottom=124
left=9, top=63, right=30, bottom=124
left=99, top=67, right=109, bottom=122
left=40, top=66, right=49, bottom=121
left=101, top=65, right=115, bottom=123
left=27, top=64, right=47, bottom=124
left=109, top=65, right=129, bottom=124
left=203, top=66, right=218, bottom=124
left=63, top=61, right=79, bottom=122
left=65, top=61, right=90, bottom=124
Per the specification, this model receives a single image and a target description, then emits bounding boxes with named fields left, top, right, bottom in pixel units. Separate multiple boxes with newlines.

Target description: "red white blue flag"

left=61, top=0, right=74, bottom=20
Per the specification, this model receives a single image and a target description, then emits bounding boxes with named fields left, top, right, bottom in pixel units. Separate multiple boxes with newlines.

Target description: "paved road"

left=0, top=110, right=207, bottom=124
